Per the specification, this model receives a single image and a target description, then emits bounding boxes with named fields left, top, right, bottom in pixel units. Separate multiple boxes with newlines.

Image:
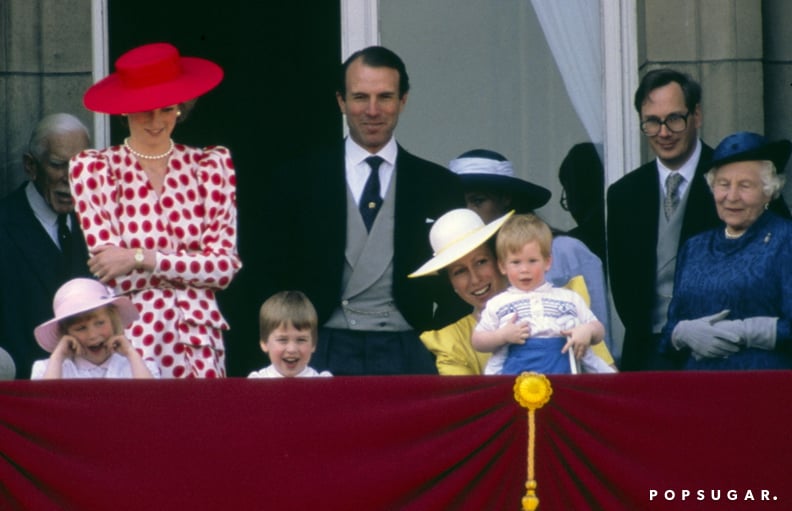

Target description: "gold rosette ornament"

left=514, top=372, right=553, bottom=408
left=513, top=372, right=553, bottom=511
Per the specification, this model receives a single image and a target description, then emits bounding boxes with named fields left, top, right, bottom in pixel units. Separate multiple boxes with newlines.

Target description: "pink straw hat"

left=83, top=42, right=223, bottom=114
left=34, top=278, right=139, bottom=353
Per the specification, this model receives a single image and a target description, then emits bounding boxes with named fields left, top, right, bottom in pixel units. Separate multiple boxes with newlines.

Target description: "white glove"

left=710, top=317, right=777, bottom=351
left=671, top=310, right=741, bottom=359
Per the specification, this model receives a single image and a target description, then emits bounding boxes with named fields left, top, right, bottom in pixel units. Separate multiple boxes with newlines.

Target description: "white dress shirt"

left=30, top=353, right=161, bottom=379
left=26, top=181, right=70, bottom=249
left=247, top=364, right=332, bottom=378
left=656, top=138, right=702, bottom=199
left=344, top=137, right=398, bottom=204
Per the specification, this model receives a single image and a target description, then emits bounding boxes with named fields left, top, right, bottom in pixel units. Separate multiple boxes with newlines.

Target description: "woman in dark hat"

left=662, top=132, right=792, bottom=370
left=70, top=43, right=240, bottom=378
left=448, top=149, right=613, bottom=352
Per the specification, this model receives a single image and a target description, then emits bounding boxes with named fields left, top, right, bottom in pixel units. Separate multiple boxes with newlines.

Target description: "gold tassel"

left=514, top=372, right=553, bottom=511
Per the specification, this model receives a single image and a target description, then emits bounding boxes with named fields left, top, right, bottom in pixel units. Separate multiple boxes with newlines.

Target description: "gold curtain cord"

left=514, top=372, right=553, bottom=511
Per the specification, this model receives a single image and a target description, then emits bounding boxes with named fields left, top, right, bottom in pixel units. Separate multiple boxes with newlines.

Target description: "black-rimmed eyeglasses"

left=640, top=112, right=691, bottom=136
left=559, top=189, right=569, bottom=211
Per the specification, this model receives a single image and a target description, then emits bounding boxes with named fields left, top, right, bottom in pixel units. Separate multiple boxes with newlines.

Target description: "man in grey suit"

left=0, top=113, right=91, bottom=378
left=608, top=69, right=789, bottom=371
left=260, top=46, right=465, bottom=375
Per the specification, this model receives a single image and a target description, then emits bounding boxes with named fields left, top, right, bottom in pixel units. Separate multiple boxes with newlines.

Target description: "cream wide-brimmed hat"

left=408, top=209, right=514, bottom=278
left=34, top=278, right=139, bottom=353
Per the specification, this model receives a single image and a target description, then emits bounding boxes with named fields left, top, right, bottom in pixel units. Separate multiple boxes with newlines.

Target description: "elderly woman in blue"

left=663, top=132, right=792, bottom=370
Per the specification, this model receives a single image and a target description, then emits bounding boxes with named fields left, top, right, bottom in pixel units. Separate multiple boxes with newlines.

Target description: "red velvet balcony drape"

left=1, top=372, right=789, bottom=510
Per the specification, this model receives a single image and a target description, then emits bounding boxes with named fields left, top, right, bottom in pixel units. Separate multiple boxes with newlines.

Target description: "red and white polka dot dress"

left=70, top=143, right=241, bottom=378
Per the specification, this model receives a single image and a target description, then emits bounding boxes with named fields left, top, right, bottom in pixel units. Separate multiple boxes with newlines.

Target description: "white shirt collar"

left=344, top=137, right=398, bottom=203
left=26, top=181, right=59, bottom=228
left=26, top=181, right=68, bottom=246
left=656, top=138, right=702, bottom=195
left=508, top=282, right=553, bottom=294
left=344, top=136, right=398, bottom=167
left=251, top=364, right=324, bottom=378
left=74, top=354, right=114, bottom=373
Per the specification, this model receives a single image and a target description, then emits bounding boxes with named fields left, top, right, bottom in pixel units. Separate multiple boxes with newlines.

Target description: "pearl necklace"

left=724, top=227, right=744, bottom=239
left=124, top=138, right=174, bottom=160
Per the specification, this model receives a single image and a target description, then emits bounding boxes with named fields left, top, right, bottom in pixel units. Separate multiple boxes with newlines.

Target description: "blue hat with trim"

left=711, top=131, right=792, bottom=173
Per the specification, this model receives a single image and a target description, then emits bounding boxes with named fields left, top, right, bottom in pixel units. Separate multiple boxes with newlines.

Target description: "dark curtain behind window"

left=109, top=2, right=342, bottom=376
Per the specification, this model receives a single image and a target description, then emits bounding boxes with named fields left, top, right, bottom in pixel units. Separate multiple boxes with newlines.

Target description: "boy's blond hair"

left=58, top=305, right=124, bottom=337
left=259, top=290, right=319, bottom=344
left=495, top=213, right=553, bottom=261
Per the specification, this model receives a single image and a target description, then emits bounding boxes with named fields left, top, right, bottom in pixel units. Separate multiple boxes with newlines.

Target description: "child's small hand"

left=108, top=335, right=153, bottom=378
left=52, top=335, right=82, bottom=361
left=560, top=324, right=593, bottom=359
left=108, top=335, right=135, bottom=357
left=498, top=314, right=532, bottom=345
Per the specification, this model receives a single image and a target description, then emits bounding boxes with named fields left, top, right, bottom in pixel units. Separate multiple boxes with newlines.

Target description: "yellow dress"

left=420, top=315, right=491, bottom=376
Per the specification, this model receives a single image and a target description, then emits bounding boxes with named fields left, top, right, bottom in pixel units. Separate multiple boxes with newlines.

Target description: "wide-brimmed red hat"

left=83, top=42, right=223, bottom=114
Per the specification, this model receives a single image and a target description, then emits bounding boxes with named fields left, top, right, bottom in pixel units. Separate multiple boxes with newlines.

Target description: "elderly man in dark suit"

left=0, top=113, right=91, bottom=378
left=607, top=69, right=789, bottom=371
left=260, top=46, right=465, bottom=375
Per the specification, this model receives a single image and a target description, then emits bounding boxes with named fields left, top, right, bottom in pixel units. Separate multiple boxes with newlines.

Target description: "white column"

left=339, top=0, right=379, bottom=137
left=602, top=0, right=639, bottom=185
left=340, top=0, right=379, bottom=60
left=91, top=0, right=110, bottom=147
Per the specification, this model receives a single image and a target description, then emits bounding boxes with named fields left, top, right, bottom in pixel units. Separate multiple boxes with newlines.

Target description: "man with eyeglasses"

left=606, top=69, right=714, bottom=371
left=608, top=69, right=789, bottom=371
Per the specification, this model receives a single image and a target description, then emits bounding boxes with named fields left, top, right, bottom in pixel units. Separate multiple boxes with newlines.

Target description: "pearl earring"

left=177, top=110, right=182, bottom=116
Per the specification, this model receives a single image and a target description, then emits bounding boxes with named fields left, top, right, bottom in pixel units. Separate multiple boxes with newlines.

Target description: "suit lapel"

left=309, top=142, right=349, bottom=272
left=66, top=210, right=91, bottom=277
left=635, top=162, right=662, bottom=253
left=392, top=147, right=427, bottom=274
left=327, top=142, right=349, bottom=240
left=681, top=144, right=719, bottom=241
left=2, top=188, right=63, bottom=294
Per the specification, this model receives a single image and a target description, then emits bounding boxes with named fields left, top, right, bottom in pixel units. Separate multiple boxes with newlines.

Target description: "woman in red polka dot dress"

left=69, top=42, right=241, bottom=378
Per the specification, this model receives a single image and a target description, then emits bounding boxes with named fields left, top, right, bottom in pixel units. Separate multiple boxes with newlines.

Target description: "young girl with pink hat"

left=31, top=278, right=158, bottom=379
left=71, top=43, right=240, bottom=377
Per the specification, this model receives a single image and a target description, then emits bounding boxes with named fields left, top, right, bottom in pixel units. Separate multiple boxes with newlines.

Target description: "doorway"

left=109, top=2, right=342, bottom=376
